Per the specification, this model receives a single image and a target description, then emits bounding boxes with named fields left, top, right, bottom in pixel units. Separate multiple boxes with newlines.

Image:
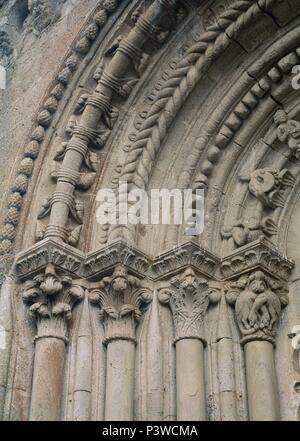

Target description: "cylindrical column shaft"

left=105, top=340, right=135, bottom=421
left=30, top=337, right=65, bottom=421
left=0, top=277, right=13, bottom=420
left=176, top=339, right=206, bottom=421
left=244, top=341, right=279, bottom=421
left=73, top=298, right=92, bottom=421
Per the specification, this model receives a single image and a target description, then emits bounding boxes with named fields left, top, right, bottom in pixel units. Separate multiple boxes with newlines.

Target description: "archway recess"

left=0, top=0, right=300, bottom=421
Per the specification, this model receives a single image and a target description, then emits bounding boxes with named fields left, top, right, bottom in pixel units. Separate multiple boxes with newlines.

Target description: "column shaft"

left=176, top=339, right=206, bottom=421
left=105, top=340, right=135, bottom=421
left=30, top=337, right=65, bottom=421
left=244, top=341, right=279, bottom=421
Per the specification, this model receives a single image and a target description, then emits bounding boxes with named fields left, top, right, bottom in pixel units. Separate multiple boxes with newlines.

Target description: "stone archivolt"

left=1, top=0, right=300, bottom=422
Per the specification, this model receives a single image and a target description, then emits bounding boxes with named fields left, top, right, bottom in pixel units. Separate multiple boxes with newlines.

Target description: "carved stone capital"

left=89, top=264, right=152, bottom=344
left=158, top=268, right=220, bottom=344
left=22, top=264, right=85, bottom=343
left=225, top=270, right=289, bottom=345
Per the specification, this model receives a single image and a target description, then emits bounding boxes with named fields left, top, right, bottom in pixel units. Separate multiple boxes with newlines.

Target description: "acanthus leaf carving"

left=158, top=267, right=220, bottom=343
left=22, top=264, right=85, bottom=342
left=89, top=264, right=152, bottom=344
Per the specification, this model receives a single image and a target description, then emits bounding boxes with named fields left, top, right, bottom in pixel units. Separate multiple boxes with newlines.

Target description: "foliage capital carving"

left=158, top=267, right=220, bottom=343
left=22, top=264, right=85, bottom=343
left=89, top=264, right=152, bottom=344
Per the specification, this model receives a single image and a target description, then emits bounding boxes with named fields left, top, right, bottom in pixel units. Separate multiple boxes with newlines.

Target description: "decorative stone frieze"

left=152, top=241, right=220, bottom=279
left=89, top=264, right=152, bottom=344
left=220, top=237, right=294, bottom=281
left=15, top=238, right=85, bottom=280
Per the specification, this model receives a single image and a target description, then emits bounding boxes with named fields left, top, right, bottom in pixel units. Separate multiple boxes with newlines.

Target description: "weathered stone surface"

left=0, top=0, right=300, bottom=422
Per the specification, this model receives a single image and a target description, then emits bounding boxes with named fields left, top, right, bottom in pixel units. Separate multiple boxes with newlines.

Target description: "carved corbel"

left=225, top=270, right=288, bottom=345
left=158, top=267, right=220, bottom=343
left=89, top=264, right=152, bottom=344
left=22, top=264, right=85, bottom=342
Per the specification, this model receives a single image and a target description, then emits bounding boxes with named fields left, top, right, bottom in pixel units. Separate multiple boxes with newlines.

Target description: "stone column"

left=159, top=268, right=220, bottom=421
left=44, top=0, right=173, bottom=243
left=22, top=264, right=84, bottom=421
left=90, top=265, right=152, bottom=421
left=105, top=339, right=135, bottom=421
left=30, top=336, right=66, bottom=421
left=244, top=340, right=279, bottom=420
left=226, top=270, right=289, bottom=421
left=175, top=338, right=206, bottom=420
left=0, top=277, right=13, bottom=420
left=216, top=294, right=237, bottom=421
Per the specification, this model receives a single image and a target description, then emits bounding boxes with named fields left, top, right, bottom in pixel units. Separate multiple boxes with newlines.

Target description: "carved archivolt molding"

left=106, top=0, right=279, bottom=243
left=1, top=0, right=299, bottom=262
left=0, top=0, right=123, bottom=257
left=29, top=0, right=181, bottom=251
left=1, top=0, right=287, bottom=255
left=2, top=0, right=300, bottom=423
